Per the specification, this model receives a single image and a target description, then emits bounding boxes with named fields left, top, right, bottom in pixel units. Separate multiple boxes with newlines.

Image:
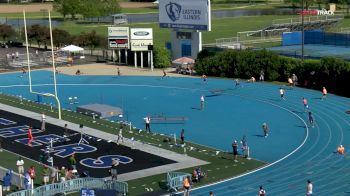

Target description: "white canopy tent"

left=60, top=45, right=84, bottom=52
left=60, top=45, right=85, bottom=59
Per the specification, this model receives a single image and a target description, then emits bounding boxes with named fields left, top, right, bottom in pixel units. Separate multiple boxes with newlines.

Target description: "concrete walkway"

left=0, top=103, right=209, bottom=181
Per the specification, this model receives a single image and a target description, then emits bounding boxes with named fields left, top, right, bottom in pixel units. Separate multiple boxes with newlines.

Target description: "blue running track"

left=0, top=70, right=349, bottom=195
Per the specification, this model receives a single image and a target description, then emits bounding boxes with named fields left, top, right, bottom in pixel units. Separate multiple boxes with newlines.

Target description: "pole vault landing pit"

left=76, top=104, right=123, bottom=118
left=0, top=109, right=176, bottom=178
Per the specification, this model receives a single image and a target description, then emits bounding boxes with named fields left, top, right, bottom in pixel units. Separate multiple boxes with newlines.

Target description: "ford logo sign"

left=134, top=31, right=149, bottom=36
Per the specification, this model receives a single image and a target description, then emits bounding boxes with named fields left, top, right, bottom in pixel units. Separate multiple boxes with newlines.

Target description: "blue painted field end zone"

left=2, top=70, right=350, bottom=195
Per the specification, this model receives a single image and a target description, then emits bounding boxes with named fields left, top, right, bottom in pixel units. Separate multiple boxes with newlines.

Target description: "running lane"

left=187, top=82, right=350, bottom=196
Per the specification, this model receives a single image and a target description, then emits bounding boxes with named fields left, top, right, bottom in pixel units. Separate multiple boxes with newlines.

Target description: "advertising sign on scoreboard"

left=108, top=27, right=129, bottom=49
left=159, top=0, right=211, bottom=31
left=130, top=28, right=153, bottom=51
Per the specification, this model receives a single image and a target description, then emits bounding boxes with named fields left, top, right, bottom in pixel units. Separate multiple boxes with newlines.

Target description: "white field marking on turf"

left=170, top=95, right=310, bottom=195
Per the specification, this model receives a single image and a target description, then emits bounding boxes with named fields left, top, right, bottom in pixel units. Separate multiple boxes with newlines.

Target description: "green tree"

left=53, top=28, right=71, bottom=48
left=0, top=24, right=16, bottom=42
left=27, top=25, right=50, bottom=49
left=153, top=45, right=171, bottom=68
left=53, top=0, right=80, bottom=19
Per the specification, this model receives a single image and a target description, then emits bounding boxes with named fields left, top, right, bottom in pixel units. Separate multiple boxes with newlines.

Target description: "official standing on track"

left=144, top=116, right=151, bottom=133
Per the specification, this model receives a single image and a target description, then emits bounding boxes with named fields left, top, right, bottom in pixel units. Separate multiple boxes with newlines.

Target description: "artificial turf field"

left=0, top=109, right=175, bottom=178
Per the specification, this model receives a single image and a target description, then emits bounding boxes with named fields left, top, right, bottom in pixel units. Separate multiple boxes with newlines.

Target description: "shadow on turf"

left=252, top=134, right=265, bottom=138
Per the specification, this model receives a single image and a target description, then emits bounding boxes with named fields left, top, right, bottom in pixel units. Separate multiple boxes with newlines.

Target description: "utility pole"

left=301, top=0, right=305, bottom=61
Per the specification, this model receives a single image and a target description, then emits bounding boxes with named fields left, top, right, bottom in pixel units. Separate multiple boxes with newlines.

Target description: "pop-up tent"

left=60, top=45, right=85, bottom=60
left=172, top=57, right=195, bottom=66
left=60, top=45, right=84, bottom=52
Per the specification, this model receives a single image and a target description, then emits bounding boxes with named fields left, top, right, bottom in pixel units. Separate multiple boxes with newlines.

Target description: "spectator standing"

left=68, top=153, right=77, bottom=170
left=51, top=166, right=58, bottom=183
left=109, top=160, right=119, bottom=180
left=41, top=112, right=46, bottom=131
left=24, top=171, right=32, bottom=190
left=183, top=176, right=191, bottom=196
left=180, top=129, right=185, bottom=144
left=59, top=166, right=66, bottom=182
left=42, top=165, right=50, bottom=185
left=2, top=170, right=13, bottom=193
left=232, top=140, right=238, bottom=162
left=17, top=157, right=25, bottom=175
left=306, top=180, right=313, bottom=196
left=144, top=116, right=151, bottom=133
left=262, top=123, right=269, bottom=138
left=28, top=166, right=36, bottom=180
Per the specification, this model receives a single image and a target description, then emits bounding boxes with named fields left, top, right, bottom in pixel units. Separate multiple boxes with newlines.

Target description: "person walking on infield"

left=303, top=97, right=309, bottom=112
left=279, top=87, right=286, bottom=100
left=117, top=67, right=121, bottom=76
left=232, top=140, right=238, bottom=162
left=259, top=185, right=266, bottom=196
left=322, top=87, right=327, bottom=100
left=116, top=128, right=124, bottom=145
left=308, top=112, right=315, bottom=128
left=144, top=116, right=151, bottom=132
left=262, top=122, right=269, bottom=138
left=27, top=126, right=33, bottom=146
left=41, top=112, right=46, bottom=131
left=180, top=129, right=185, bottom=144
left=200, top=95, right=205, bottom=110
left=183, top=176, right=191, bottom=196
left=306, top=180, right=313, bottom=196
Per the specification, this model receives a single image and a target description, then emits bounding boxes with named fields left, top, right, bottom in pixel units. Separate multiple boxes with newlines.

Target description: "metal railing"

left=7, top=178, right=128, bottom=196
left=272, top=14, right=344, bottom=26
left=166, top=171, right=191, bottom=192
left=0, top=166, right=23, bottom=188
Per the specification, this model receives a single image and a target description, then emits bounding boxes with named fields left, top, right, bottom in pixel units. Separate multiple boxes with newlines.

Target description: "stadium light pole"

left=23, top=10, right=62, bottom=119
left=301, top=0, right=305, bottom=61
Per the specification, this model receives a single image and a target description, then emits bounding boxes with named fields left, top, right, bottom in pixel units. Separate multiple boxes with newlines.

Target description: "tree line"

left=53, top=0, right=121, bottom=19
left=195, top=49, right=350, bottom=97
